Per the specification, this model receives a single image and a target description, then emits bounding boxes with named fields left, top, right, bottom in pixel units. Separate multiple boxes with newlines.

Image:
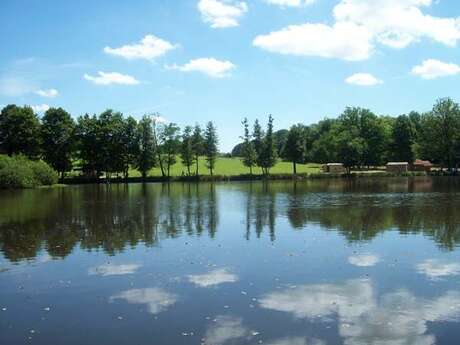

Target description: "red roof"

left=414, top=159, right=433, bottom=167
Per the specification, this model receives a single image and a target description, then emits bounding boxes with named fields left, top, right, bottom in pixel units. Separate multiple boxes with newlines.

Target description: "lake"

left=1, top=177, right=460, bottom=345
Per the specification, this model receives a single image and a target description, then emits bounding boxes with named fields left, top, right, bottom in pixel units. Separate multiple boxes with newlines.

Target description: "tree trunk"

left=157, top=154, right=165, bottom=177
left=195, top=155, right=199, bottom=176
left=249, top=166, right=253, bottom=176
left=293, top=161, right=297, bottom=175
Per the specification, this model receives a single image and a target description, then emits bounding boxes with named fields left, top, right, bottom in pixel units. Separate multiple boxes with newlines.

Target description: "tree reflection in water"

left=1, top=177, right=460, bottom=263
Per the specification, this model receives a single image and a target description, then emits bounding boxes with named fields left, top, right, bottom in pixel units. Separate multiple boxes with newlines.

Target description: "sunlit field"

left=128, top=157, right=321, bottom=177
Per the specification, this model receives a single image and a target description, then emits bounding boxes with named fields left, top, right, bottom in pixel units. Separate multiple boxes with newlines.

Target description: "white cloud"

left=88, top=264, right=141, bottom=276
left=333, top=0, right=460, bottom=49
left=254, top=0, right=460, bottom=61
left=31, top=104, right=50, bottom=113
left=345, top=73, right=383, bottom=86
left=412, top=59, right=460, bottom=79
left=416, top=259, right=460, bottom=279
left=265, top=0, right=316, bottom=7
left=168, top=58, right=236, bottom=78
left=198, top=0, right=248, bottom=28
left=348, top=253, right=381, bottom=266
left=84, top=71, right=140, bottom=85
left=35, top=88, right=59, bottom=98
left=110, top=288, right=177, bottom=315
left=188, top=268, right=238, bottom=287
left=253, top=22, right=373, bottom=61
left=104, top=35, right=176, bottom=61
left=203, top=315, right=252, bottom=345
left=259, top=279, right=460, bottom=345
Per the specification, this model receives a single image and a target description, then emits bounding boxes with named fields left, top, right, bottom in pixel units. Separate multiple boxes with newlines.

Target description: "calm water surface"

left=1, top=177, right=460, bottom=345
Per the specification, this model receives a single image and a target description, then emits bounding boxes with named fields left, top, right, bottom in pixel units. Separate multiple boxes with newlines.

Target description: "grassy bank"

left=126, top=157, right=322, bottom=177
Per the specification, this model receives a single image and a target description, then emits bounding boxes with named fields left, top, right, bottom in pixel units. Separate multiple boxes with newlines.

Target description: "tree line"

left=1, top=97, right=460, bottom=179
left=238, top=97, right=460, bottom=174
left=0, top=105, right=218, bottom=179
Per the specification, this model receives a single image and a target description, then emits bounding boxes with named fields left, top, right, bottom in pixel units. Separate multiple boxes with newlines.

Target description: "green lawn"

left=128, top=157, right=321, bottom=177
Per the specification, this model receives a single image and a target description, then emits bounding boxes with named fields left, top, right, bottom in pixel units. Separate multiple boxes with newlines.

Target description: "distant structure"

left=322, top=163, right=346, bottom=174
left=413, top=159, right=433, bottom=172
left=386, top=162, right=409, bottom=173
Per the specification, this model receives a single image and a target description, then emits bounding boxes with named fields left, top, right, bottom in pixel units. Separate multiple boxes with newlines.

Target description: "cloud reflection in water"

left=110, top=288, right=178, bottom=315
left=259, top=279, right=460, bottom=345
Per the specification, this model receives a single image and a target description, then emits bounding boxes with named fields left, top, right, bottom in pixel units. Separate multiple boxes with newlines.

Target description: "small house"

left=322, top=163, right=346, bottom=174
left=386, top=162, right=409, bottom=173
left=413, top=159, right=433, bottom=172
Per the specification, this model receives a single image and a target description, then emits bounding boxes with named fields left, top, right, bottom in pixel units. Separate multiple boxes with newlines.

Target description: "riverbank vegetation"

left=1, top=97, right=460, bottom=186
left=0, top=155, right=58, bottom=188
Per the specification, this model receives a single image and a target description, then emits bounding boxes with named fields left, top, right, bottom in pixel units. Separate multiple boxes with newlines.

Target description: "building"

left=322, top=163, right=346, bottom=174
left=413, top=159, right=433, bottom=172
left=386, top=162, right=409, bottom=173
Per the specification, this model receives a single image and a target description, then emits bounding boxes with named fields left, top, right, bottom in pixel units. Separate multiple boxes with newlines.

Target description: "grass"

left=128, top=157, right=322, bottom=177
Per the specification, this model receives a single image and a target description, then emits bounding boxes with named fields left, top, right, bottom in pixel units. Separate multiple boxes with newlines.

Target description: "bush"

left=0, top=155, right=58, bottom=189
left=30, top=160, right=58, bottom=185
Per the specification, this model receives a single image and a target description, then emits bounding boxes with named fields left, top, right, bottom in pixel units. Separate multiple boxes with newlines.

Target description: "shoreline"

left=60, top=170, right=447, bottom=185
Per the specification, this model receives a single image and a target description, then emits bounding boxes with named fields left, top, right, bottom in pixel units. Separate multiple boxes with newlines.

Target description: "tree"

left=75, top=114, right=102, bottom=177
left=283, top=124, right=306, bottom=174
left=241, top=118, right=257, bottom=175
left=390, top=115, right=415, bottom=163
left=0, top=105, right=41, bottom=158
left=431, top=98, right=460, bottom=171
left=259, top=115, right=277, bottom=175
left=336, top=131, right=365, bottom=174
left=191, top=124, right=204, bottom=176
left=253, top=119, right=264, bottom=168
left=181, top=125, right=195, bottom=176
left=204, top=121, right=218, bottom=176
left=136, top=115, right=156, bottom=179
left=41, top=107, right=76, bottom=179
left=339, top=107, right=388, bottom=168
left=158, top=123, right=181, bottom=178
left=121, top=116, right=139, bottom=179
left=98, top=110, right=127, bottom=177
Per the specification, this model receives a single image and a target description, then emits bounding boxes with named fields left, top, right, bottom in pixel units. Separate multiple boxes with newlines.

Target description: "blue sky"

left=1, top=0, right=460, bottom=151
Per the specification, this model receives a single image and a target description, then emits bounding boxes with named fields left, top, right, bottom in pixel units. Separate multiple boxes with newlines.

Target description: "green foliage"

left=41, top=107, right=76, bottom=178
left=135, top=115, right=156, bottom=179
left=204, top=121, right=219, bottom=175
left=181, top=125, right=195, bottom=176
left=0, top=155, right=58, bottom=189
left=75, top=114, right=103, bottom=177
left=390, top=115, right=415, bottom=162
left=241, top=118, right=257, bottom=174
left=253, top=119, right=263, bottom=161
left=30, top=160, right=59, bottom=185
left=191, top=124, right=204, bottom=176
left=0, top=105, right=41, bottom=158
left=258, top=115, right=278, bottom=175
left=282, top=124, right=306, bottom=174
left=158, top=123, right=181, bottom=178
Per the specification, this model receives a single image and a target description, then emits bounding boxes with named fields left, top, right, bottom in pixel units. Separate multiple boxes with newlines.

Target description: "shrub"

left=30, top=160, right=58, bottom=186
left=0, top=155, right=58, bottom=189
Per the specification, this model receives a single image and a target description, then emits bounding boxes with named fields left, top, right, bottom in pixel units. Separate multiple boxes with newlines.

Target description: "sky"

left=1, top=0, right=460, bottom=152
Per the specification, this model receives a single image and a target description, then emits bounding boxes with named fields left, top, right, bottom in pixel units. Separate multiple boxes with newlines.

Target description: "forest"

left=0, top=97, right=460, bottom=185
